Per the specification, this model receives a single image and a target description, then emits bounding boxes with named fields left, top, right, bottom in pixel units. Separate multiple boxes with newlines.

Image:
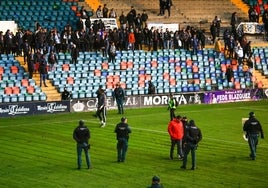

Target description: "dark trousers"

left=116, top=98, right=124, bottom=114
left=170, top=139, right=183, bottom=159
left=169, top=108, right=176, bottom=121
left=182, top=142, right=197, bottom=168
left=97, top=106, right=107, bottom=123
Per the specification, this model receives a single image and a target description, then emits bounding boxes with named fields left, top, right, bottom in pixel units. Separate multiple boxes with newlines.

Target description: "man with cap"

left=114, top=117, right=131, bottom=162
left=147, top=176, right=164, bottom=188
left=168, top=115, right=184, bottom=160
left=73, top=120, right=91, bottom=169
left=243, top=112, right=264, bottom=160
left=181, top=119, right=202, bottom=170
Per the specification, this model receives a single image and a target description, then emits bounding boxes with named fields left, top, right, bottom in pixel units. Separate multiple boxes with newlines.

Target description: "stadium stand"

left=0, top=0, right=268, bottom=103
left=0, top=55, right=47, bottom=103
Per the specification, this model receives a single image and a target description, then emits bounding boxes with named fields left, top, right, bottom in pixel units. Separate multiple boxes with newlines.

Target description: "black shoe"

left=191, top=167, right=195, bottom=170
left=170, top=156, right=173, bottom=160
left=180, top=166, right=186, bottom=169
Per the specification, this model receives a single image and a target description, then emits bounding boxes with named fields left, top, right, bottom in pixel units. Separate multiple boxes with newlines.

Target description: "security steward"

left=181, top=120, right=202, bottom=170
left=243, top=112, right=264, bottom=160
left=114, top=117, right=131, bottom=162
left=73, top=120, right=91, bottom=169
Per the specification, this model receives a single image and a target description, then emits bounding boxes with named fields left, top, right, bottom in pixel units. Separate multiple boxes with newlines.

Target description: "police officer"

left=181, top=120, right=202, bottom=170
left=147, top=176, right=164, bottom=188
left=168, top=93, right=177, bottom=121
left=243, top=112, right=264, bottom=160
left=114, top=117, right=131, bottom=162
left=73, top=120, right=91, bottom=169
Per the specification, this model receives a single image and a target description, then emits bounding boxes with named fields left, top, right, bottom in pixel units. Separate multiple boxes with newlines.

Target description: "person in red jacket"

left=168, top=115, right=184, bottom=160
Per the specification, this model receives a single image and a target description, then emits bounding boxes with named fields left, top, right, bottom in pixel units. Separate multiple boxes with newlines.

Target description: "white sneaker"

left=101, top=122, right=106, bottom=128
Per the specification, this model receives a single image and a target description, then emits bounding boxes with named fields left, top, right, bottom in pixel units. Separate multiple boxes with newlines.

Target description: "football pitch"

left=0, top=100, right=268, bottom=188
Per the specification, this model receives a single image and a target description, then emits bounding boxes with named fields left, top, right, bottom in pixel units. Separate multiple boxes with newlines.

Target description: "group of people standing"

left=168, top=114, right=202, bottom=170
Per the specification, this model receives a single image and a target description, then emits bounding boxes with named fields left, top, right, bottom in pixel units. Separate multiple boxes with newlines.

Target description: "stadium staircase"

left=16, top=57, right=61, bottom=101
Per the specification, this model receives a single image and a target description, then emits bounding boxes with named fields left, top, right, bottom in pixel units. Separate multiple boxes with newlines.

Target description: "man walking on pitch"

left=243, top=112, right=264, bottom=160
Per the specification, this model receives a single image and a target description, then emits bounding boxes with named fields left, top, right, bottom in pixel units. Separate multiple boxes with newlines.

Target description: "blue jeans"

left=248, top=134, right=259, bottom=159
left=116, top=98, right=124, bottom=114
left=117, top=138, right=128, bottom=162
left=77, top=142, right=91, bottom=169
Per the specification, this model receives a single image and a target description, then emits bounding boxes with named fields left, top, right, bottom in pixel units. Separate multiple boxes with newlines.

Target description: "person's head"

left=121, top=117, right=127, bottom=123
left=176, top=115, right=182, bottom=121
left=116, top=83, right=120, bottom=88
left=152, top=176, right=160, bottom=184
left=249, top=111, right=255, bottom=118
left=188, top=120, right=196, bottom=126
left=79, top=120, right=84, bottom=126
left=182, top=116, right=188, bottom=122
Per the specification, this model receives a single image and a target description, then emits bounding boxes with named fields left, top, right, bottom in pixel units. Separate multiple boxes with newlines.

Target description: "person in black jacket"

left=39, top=54, right=48, bottom=87
left=73, top=120, right=91, bottom=169
left=243, top=112, right=264, bottom=160
left=181, top=120, right=202, bottom=170
left=114, top=117, right=131, bottom=162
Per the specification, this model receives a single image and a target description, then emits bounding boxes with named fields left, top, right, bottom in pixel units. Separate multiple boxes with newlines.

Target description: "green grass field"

left=0, top=100, right=268, bottom=188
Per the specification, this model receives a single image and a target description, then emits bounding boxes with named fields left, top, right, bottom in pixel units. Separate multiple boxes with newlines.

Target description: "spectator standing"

left=102, top=4, right=109, bottom=18
left=119, top=11, right=127, bottom=29
left=61, top=87, right=71, bottom=100
left=113, top=83, right=125, bottom=114
left=71, top=43, right=79, bottom=64
left=96, top=5, right=103, bottom=18
left=96, top=89, right=107, bottom=127
left=114, top=117, right=131, bottom=162
left=262, top=9, right=268, bottom=40
left=108, top=41, right=116, bottom=63
left=27, top=50, right=35, bottom=79
left=168, top=115, right=184, bottom=160
left=73, top=120, right=91, bottom=169
left=214, top=38, right=222, bottom=56
left=141, top=10, right=148, bottom=29
left=165, top=0, right=173, bottom=17
left=213, top=16, right=221, bottom=37
left=39, top=54, right=48, bottom=87
left=181, top=120, right=202, bottom=170
left=168, top=93, right=177, bottom=121
left=225, top=65, right=234, bottom=83
left=158, top=0, right=165, bottom=16
left=147, top=176, right=164, bottom=188
left=109, top=8, right=117, bottom=18
left=243, top=112, right=264, bottom=160
left=148, top=81, right=156, bottom=94
left=230, top=12, right=238, bottom=39
left=235, top=43, right=244, bottom=65
left=128, top=29, right=135, bottom=51
left=47, top=51, right=58, bottom=71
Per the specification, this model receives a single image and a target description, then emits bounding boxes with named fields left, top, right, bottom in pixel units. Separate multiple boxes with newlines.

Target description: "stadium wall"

left=0, top=89, right=267, bottom=117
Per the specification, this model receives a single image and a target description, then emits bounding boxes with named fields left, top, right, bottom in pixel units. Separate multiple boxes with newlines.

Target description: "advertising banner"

left=0, top=101, right=70, bottom=118
left=204, top=89, right=263, bottom=104
left=70, top=93, right=204, bottom=112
